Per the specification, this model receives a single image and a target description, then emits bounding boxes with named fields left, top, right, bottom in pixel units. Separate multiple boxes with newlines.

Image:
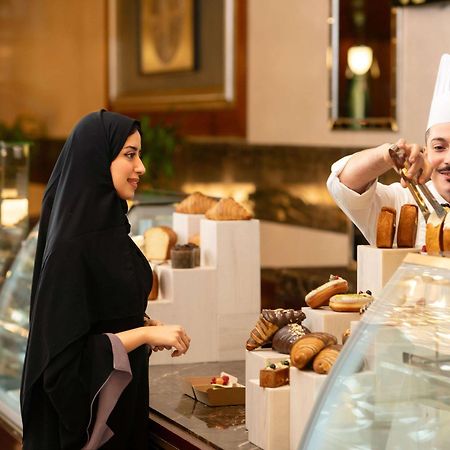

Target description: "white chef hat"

left=427, top=54, right=450, bottom=130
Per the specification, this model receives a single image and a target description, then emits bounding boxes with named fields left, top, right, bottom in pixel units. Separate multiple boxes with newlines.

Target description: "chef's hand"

left=393, top=139, right=433, bottom=186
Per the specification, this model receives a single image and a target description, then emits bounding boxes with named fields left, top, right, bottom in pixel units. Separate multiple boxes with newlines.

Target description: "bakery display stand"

left=357, top=245, right=419, bottom=296
left=245, top=348, right=288, bottom=428
left=289, top=368, right=326, bottom=450
left=147, top=214, right=261, bottom=365
left=247, top=379, right=290, bottom=450
left=302, top=307, right=359, bottom=344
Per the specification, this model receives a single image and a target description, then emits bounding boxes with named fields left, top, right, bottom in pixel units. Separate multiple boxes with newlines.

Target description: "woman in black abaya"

left=20, top=110, right=190, bottom=449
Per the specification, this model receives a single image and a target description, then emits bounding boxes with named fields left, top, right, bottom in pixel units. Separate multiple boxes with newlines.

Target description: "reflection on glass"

left=300, top=254, right=450, bottom=449
left=329, top=0, right=397, bottom=130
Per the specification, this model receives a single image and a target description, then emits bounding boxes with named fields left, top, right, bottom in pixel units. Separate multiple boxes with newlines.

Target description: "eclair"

left=305, top=275, right=349, bottom=309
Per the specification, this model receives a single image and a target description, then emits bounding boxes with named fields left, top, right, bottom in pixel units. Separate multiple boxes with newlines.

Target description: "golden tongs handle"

left=388, top=144, right=446, bottom=221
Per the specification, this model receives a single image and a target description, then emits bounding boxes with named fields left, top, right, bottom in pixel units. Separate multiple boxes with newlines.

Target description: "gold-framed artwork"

left=107, top=0, right=236, bottom=112
left=139, top=0, right=195, bottom=74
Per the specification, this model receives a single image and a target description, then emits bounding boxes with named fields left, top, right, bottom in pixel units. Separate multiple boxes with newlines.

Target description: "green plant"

left=139, top=116, right=180, bottom=188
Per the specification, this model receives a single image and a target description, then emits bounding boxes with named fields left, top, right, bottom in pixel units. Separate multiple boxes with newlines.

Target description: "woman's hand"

left=393, top=139, right=433, bottom=186
left=144, top=325, right=191, bottom=357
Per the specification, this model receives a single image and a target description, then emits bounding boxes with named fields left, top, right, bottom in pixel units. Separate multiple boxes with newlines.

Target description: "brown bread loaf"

left=144, top=226, right=177, bottom=261
left=397, top=204, right=418, bottom=248
left=272, top=323, right=310, bottom=354
left=313, top=344, right=343, bottom=374
left=376, top=207, right=396, bottom=248
left=290, top=332, right=337, bottom=369
left=246, top=309, right=306, bottom=351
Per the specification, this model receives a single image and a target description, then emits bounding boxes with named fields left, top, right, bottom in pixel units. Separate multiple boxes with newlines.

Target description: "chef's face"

left=110, top=130, right=145, bottom=200
left=427, top=122, right=450, bottom=200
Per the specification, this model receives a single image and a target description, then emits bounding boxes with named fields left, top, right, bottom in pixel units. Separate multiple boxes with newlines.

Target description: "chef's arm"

left=338, top=143, right=393, bottom=194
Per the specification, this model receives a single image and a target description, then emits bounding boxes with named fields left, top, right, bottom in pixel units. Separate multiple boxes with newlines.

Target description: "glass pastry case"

left=0, top=226, right=36, bottom=436
left=300, top=253, right=450, bottom=450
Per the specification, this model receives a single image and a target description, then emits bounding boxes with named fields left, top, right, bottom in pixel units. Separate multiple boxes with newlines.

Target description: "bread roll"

left=290, top=332, right=337, bottom=369
left=426, top=211, right=445, bottom=256
left=313, top=344, right=342, bottom=374
left=376, top=207, right=396, bottom=248
left=205, top=198, right=252, bottom=221
left=175, top=192, right=217, bottom=214
left=305, top=275, right=348, bottom=309
left=397, top=204, right=418, bottom=248
left=144, top=226, right=177, bottom=261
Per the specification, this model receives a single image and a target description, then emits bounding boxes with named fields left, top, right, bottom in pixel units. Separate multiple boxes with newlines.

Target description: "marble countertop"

left=148, top=360, right=260, bottom=449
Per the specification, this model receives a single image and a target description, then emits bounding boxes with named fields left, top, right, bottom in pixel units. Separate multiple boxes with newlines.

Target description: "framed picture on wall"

left=108, top=0, right=235, bottom=111
left=139, top=0, right=196, bottom=74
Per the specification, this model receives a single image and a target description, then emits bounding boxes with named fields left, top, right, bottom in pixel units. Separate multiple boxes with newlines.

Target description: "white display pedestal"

left=290, top=369, right=327, bottom=450
left=245, top=349, right=288, bottom=427
left=172, top=212, right=203, bottom=244
left=146, top=218, right=261, bottom=365
left=303, top=307, right=359, bottom=344
left=357, top=245, right=419, bottom=297
left=247, top=379, right=290, bottom=450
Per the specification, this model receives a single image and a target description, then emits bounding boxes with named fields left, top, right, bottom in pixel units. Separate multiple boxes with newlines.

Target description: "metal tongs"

left=389, top=144, right=446, bottom=221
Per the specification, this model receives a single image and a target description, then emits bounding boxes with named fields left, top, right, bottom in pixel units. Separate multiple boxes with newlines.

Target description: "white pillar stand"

left=247, top=379, right=290, bottom=450
left=172, top=212, right=203, bottom=244
left=303, top=307, right=360, bottom=344
left=357, top=245, right=419, bottom=297
left=290, top=369, right=327, bottom=450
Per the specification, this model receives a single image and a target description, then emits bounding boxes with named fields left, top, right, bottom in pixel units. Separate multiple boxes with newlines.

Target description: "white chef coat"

left=327, top=155, right=446, bottom=247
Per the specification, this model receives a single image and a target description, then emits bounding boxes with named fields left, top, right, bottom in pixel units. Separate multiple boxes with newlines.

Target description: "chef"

left=327, top=53, right=450, bottom=247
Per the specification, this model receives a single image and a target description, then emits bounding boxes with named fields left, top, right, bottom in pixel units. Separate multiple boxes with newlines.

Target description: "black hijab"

left=21, top=110, right=150, bottom=430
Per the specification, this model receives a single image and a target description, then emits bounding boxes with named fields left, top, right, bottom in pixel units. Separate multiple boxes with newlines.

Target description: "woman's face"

left=110, top=130, right=145, bottom=200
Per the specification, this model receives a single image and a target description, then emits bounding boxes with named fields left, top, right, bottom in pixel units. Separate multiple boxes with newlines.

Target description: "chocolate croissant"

left=290, top=332, right=337, bottom=369
left=272, top=323, right=310, bottom=354
left=205, top=197, right=252, bottom=221
left=246, top=309, right=306, bottom=351
left=175, top=192, right=217, bottom=214
left=313, top=344, right=342, bottom=374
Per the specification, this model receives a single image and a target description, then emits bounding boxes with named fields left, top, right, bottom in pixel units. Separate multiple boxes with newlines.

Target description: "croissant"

left=246, top=309, right=306, bottom=351
left=175, top=192, right=217, bottom=214
left=205, top=197, right=252, bottom=221
left=272, top=323, right=310, bottom=354
left=290, top=332, right=337, bottom=369
left=313, top=344, right=342, bottom=374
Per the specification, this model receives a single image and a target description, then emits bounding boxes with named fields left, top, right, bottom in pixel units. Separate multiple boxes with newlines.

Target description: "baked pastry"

left=260, top=361, right=290, bottom=388
left=329, top=292, right=373, bottom=312
left=426, top=211, right=445, bottom=256
left=342, top=328, right=351, bottom=345
left=442, top=210, right=450, bottom=256
left=376, top=206, right=396, bottom=248
left=313, top=344, right=342, bottom=374
left=205, top=198, right=252, bottom=221
left=305, top=275, right=348, bottom=309
left=290, top=332, right=337, bottom=369
left=175, top=192, right=217, bottom=214
left=397, top=204, right=418, bottom=248
left=271, top=323, right=310, bottom=354
left=171, top=244, right=195, bottom=269
left=246, top=309, right=306, bottom=351
left=188, top=234, right=201, bottom=247
left=148, top=270, right=159, bottom=300
left=144, top=226, right=177, bottom=261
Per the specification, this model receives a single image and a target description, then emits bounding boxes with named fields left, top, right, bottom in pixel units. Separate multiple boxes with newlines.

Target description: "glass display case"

left=0, top=226, right=36, bottom=435
left=301, top=253, right=450, bottom=449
